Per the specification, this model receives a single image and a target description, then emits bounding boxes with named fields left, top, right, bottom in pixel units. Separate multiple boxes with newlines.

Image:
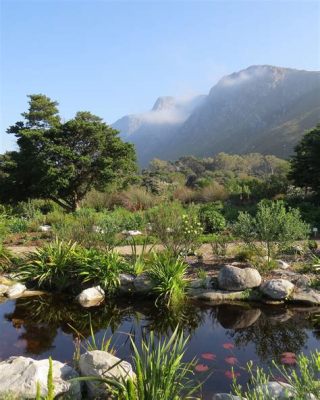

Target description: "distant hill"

left=113, top=65, right=320, bottom=166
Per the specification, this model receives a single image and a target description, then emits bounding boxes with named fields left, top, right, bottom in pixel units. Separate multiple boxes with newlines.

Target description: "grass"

left=148, top=252, right=189, bottom=307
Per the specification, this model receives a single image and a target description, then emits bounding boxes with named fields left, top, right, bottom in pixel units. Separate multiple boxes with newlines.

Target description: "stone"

left=0, top=356, right=81, bottom=399
left=119, top=273, right=136, bottom=294
left=133, top=273, right=154, bottom=294
left=76, top=286, right=105, bottom=307
left=191, top=289, right=259, bottom=303
left=0, top=284, right=8, bottom=295
left=189, top=277, right=213, bottom=290
left=79, top=350, right=134, bottom=398
left=212, top=395, right=244, bottom=400
left=5, top=283, right=26, bottom=298
left=260, top=279, right=294, bottom=300
left=290, top=288, right=320, bottom=305
left=292, top=275, right=312, bottom=288
left=0, top=276, right=14, bottom=285
left=39, top=224, right=51, bottom=232
left=254, top=382, right=294, bottom=399
left=276, top=259, right=290, bottom=269
left=218, top=265, right=262, bottom=291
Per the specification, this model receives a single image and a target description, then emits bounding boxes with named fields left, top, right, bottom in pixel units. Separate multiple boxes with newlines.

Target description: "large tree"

left=289, top=125, right=320, bottom=198
left=0, top=94, right=137, bottom=211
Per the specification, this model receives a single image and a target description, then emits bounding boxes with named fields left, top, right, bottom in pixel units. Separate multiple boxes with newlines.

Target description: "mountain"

left=113, top=65, right=320, bottom=166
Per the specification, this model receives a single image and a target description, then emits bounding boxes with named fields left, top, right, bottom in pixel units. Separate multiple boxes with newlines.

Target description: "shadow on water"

left=1, top=295, right=320, bottom=397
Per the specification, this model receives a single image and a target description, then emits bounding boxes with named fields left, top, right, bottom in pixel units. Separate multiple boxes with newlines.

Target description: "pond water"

left=0, top=295, right=319, bottom=398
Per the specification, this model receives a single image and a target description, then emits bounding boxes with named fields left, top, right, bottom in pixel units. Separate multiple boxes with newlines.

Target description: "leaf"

left=195, top=363, right=209, bottom=372
left=201, top=352, right=216, bottom=361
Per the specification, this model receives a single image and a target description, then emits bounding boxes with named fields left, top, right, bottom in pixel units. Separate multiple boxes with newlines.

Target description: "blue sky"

left=1, top=0, right=319, bottom=152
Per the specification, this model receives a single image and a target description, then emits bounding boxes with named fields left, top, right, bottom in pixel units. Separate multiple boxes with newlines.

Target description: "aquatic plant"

left=232, top=350, right=320, bottom=399
left=148, top=252, right=188, bottom=307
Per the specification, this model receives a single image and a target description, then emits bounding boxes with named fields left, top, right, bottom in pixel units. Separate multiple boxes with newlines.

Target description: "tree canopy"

left=0, top=94, right=137, bottom=211
left=289, top=124, right=320, bottom=199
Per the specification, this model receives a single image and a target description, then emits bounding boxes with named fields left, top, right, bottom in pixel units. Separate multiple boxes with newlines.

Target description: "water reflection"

left=2, top=296, right=320, bottom=388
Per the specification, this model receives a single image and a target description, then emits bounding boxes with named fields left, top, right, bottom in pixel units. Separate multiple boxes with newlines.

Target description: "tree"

left=289, top=125, right=320, bottom=198
left=0, top=94, right=137, bottom=211
left=234, top=200, right=309, bottom=261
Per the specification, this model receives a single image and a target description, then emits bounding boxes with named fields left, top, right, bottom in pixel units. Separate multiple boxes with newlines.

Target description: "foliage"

left=210, top=232, right=233, bottom=257
left=16, top=239, right=81, bottom=290
left=199, top=202, right=226, bottom=233
left=148, top=252, right=188, bottom=307
left=78, top=327, right=200, bottom=400
left=77, top=249, right=128, bottom=292
left=234, top=200, right=310, bottom=261
left=289, top=124, right=320, bottom=198
left=0, top=94, right=137, bottom=212
left=147, top=202, right=202, bottom=256
left=232, top=350, right=320, bottom=400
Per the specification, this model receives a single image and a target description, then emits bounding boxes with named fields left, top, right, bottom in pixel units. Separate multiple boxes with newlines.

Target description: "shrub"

left=210, top=232, right=233, bottom=256
left=112, top=186, right=158, bottom=211
left=77, top=249, right=128, bottom=292
left=17, top=239, right=81, bottom=290
left=195, top=181, right=228, bottom=202
left=233, top=200, right=310, bottom=262
left=147, top=202, right=202, bottom=256
left=148, top=252, right=188, bottom=307
left=199, top=202, right=226, bottom=233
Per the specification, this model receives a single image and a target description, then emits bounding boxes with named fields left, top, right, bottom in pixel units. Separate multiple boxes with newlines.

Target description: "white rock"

left=39, top=224, right=51, bottom=232
left=276, top=259, right=290, bottom=269
left=79, top=350, right=134, bottom=398
left=6, top=283, right=26, bottom=298
left=254, top=382, right=294, bottom=399
left=218, top=265, right=262, bottom=291
left=0, top=356, right=81, bottom=399
left=76, top=286, right=105, bottom=307
left=260, top=279, right=294, bottom=300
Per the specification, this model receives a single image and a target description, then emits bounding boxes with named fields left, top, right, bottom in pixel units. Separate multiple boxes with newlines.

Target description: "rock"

left=122, top=230, right=142, bottom=236
left=292, top=275, right=312, bottom=288
left=0, top=276, right=14, bottom=285
left=0, top=356, right=81, bottom=399
left=290, top=288, right=320, bottom=305
left=18, top=290, right=48, bottom=298
left=0, top=284, right=8, bottom=295
left=133, top=273, right=154, bottom=294
left=212, top=395, right=244, bottom=400
left=191, top=289, right=259, bottom=303
left=260, top=279, right=294, bottom=300
left=276, top=259, right=290, bottom=269
left=218, top=265, right=262, bottom=291
left=189, top=277, right=212, bottom=290
left=79, top=350, right=134, bottom=398
left=5, top=283, right=26, bottom=298
left=254, top=382, right=294, bottom=399
left=76, top=286, right=105, bottom=307
left=39, top=224, right=51, bottom=232
left=119, top=273, right=136, bottom=294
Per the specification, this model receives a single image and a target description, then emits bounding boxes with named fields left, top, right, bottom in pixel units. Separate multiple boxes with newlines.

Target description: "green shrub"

left=199, top=202, right=226, bottom=233
left=7, top=217, right=29, bottom=233
left=234, top=200, right=310, bottom=262
left=17, top=239, right=81, bottom=290
left=148, top=252, right=188, bottom=307
left=147, top=202, right=202, bottom=256
left=210, top=232, right=233, bottom=256
left=77, top=249, right=128, bottom=292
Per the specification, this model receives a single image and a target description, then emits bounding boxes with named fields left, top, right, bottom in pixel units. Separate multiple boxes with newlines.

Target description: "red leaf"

left=281, top=352, right=296, bottom=359
left=222, top=342, right=235, bottom=350
left=225, top=356, right=238, bottom=365
left=195, top=363, right=209, bottom=372
left=225, top=370, right=241, bottom=379
left=201, top=352, right=216, bottom=361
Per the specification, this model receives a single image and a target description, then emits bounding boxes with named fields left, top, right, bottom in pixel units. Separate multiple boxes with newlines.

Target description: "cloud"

left=219, top=65, right=268, bottom=87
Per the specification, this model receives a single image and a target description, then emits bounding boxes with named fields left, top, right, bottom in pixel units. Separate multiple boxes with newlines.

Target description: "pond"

left=0, top=295, right=319, bottom=398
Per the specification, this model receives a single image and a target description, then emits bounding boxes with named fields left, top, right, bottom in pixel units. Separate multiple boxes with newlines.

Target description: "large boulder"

left=79, top=350, right=134, bottom=398
left=218, top=265, right=261, bottom=291
left=5, top=283, right=26, bottom=298
left=76, top=286, right=105, bottom=307
left=118, top=273, right=136, bottom=293
left=0, top=356, right=81, bottom=399
left=290, top=288, right=320, bottom=305
left=191, top=289, right=260, bottom=303
left=260, top=279, right=294, bottom=300
left=133, top=273, right=154, bottom=294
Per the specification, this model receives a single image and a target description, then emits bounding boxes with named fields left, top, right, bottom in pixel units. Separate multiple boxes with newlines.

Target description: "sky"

left=1, top=0, right=319, bottom=152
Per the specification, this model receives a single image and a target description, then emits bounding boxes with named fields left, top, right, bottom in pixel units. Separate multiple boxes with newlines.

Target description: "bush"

left=148, top=252, right=188, bottom=307
left=210, top=232, right=233, bottom=256
left=147, top=202, right=202, bottom=256
left=199, top=202, right=226, bottom=233
left=112, top=186, right=158, bottom=211
left=233, top=200, right=310, bottom=262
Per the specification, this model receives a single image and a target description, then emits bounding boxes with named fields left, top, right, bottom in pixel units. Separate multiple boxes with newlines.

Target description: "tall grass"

left=148, top=252, right=188, bottom=307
